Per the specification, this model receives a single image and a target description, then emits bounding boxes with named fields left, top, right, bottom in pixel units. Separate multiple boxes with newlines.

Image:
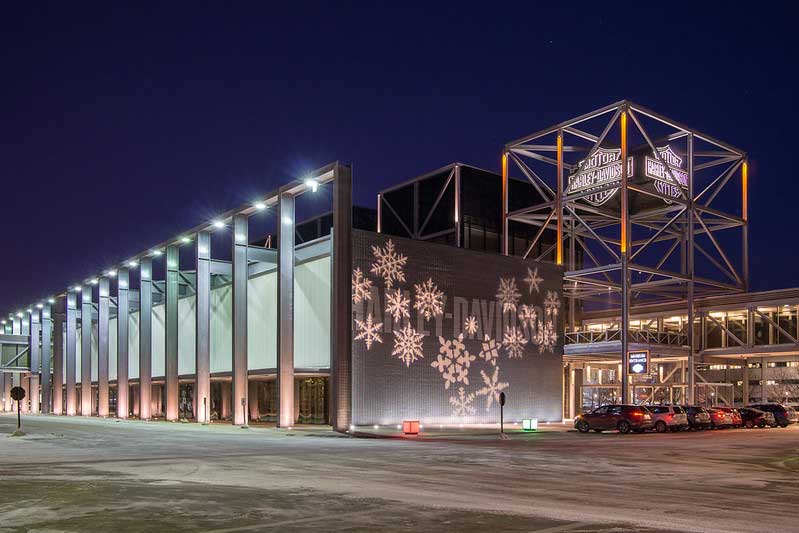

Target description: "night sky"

left=1, top=2, right=795, bottom=313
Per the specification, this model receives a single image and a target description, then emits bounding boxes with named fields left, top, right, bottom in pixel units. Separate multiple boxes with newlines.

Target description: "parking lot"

left=2, top=413, right=799, bottom=532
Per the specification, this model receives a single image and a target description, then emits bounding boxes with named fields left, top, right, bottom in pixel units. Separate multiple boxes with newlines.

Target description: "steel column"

left=139, top=258, right=153, bottom=420
left=65, top=291, right=77, bottom=415
left=687, top=134, right=696, bottom=404
left=277, top=194, right=294, bottom=428
left=52, top=303, right=63, bottom=414
left=195, top=231, right=211, bottom=423
left=331, top=164, right=353, bottom=432
left=232, top=214, right=249, bottom=426
left=81, top=285, right=92, bottom=415
left=165, top=245, right=179, bottom=421
left=98, top=277, right=110, bottom=416
left=117, top=268, right=129, bottom=418
left=454, top=164, right=461, bottom=247
left=620, top=110, right=630, bottom=403
left=29, top=309, right=41, bottom=413
left=41, top=305, right=52, bottom=413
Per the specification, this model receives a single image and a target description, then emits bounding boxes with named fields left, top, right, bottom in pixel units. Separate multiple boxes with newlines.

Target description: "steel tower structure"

left=502, top=100, right=748, bottom=402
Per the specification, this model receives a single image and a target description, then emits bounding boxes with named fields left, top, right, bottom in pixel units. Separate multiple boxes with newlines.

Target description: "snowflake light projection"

left=432, top=333, right=474, bottom=389
left=414, top=278, right=444, bottom=321
left=478, top=335, right=500, bottom=366
left=496, top=277, right=521, bottom=314
left=392, top=323, right=425, bottom=367
left=502, top=326, right=528, bottom=359
left=539, top=320, right=558, bottom=353
left=354, top=313, right=382, bottom=350
left=449, top=386, right=476, bottom=417
left=370, top=239, right=407, bottom=289
left=523, top=266, right=544, bottom=294
left=476, top=366, right=509, bottom=411
left=464, top=315, right=479, bottom=337
left=351, top=267, right=373, bottom=304
left=518, top=304, right=537, bottom=331
left=385, top=288, right=410, bottom=322
left=544, top=290, right=561, bottom=318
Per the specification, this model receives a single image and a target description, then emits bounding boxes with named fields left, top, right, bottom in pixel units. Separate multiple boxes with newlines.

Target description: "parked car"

left=748, top=403, right=799, bottom=427
left=575, top=405, right=653, bottom=434
left=648, top=405, right=689, bottom=432
left=708, top=408, right=734, bottom=429
left=738, top=407, right=775, bottom=428
left=713, top=406, right=743, bottom=428
left=680, top=405, right=712, bottom=430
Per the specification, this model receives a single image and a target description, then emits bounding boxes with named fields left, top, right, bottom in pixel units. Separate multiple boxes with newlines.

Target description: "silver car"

left=649, top=405, right=689, bottom=432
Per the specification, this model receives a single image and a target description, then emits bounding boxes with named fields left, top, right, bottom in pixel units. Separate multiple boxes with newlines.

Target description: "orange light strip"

left=620, top=111, right=628, bottom=254
left=556, top=133, right=563, bottom=265
left=742, top=160, right=748, bottom=221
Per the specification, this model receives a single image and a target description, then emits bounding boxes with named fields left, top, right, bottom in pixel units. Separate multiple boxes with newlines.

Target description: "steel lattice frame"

left=502, top=100, right=748, bottom=402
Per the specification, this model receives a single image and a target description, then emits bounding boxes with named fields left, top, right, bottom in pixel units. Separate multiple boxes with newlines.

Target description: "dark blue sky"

left=1, top=2, right=795, bottom=312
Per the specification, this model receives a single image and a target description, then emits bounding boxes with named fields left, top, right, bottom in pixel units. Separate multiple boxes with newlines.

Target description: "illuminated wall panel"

left=211, top=285, right=232, bottom=373
left=109, top=317, right=117, bottom=381
left=152, top=304, right=166, bottom=378
left=76, top=329, right=82, bottom=384
left=352, top=230, right=563, bottom=425
left=248, top=271, right=277, bottom=370
left=178, top=295, right=196, bottom=375
left=129, top=311, right=140, bottom=380
left=91, top=323, right=98, bottom=382
left=295, top=256, right=331, bottom=370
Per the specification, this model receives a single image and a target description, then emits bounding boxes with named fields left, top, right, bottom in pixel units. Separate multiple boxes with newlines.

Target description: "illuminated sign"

left=566, top=148, right=633, bottom=206
left=628, top=350, right=650, bottom=375
left=645, top=145, right=688, bottom=200
left=566, top=145, right=688, bottom=206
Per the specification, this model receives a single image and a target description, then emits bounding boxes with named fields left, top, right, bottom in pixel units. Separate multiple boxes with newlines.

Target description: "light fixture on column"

left=26, top=308, right=32, bottom=313
left=127, top=260, right=138, bottom=268
left=90, top=278, right=98, bottom=285
left=0, top=320, right=5, bottom=325
left=180, top=236, right=191, bottom=243
left=106, top=269, right=117, bottom=277
left=254, top=201, right=266, bottom=210
left=47, top=298, right=55, bottom=304
left=152, top=249, right=163, bottom=257
left=72, top=286, right=81, bottom=292
left=36, top=303, right=43, bottom=309
left=16, top=312, right=23, bottom=317
left=212, top=220, right=225, bottom=229
left=304, top=177, right=318, bottom=192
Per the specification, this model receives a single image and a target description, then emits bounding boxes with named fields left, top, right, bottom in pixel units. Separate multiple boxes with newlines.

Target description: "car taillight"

left=631, top=412, right=643, bottom=417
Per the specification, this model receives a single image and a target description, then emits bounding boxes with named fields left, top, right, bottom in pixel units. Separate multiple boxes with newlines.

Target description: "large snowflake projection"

left=478, top=335, right=500, bottom=366
left=385, top=288, right=410, bottom=322
left=523, top=266, right=544, bottom=294
left=351, top=267, right=373, bottom=304
left=496, top=277, right=521, bottom=314
left=392, top=323, right=425, bottom=367
left=476, top=366, right=509, bottom=411
left=464, top=315, right=479, bottom=337
left=370, top=239, right=407, bottom=289
left=544, top=290, right=561, bottom=318
left=539, top=320, right=558, bottom=353
left=449, top=386, right=476, bottom=417
left=354, top=313, right=383, bottom=350
left=432, top=334, right=474, bottom=389
left=518, top=304, right=537, bottom=331
left=414, top=278, right=444, bottom=321
left=502, top=326, right=528, bottom=359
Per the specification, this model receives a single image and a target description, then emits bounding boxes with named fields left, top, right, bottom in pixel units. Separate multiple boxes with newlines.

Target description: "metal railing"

left=566, top=329, right=688, bottom=347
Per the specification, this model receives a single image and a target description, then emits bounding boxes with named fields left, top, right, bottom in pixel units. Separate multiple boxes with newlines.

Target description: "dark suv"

left=738, top=407, right=775, bottom=428
left=748, top=403, right=798, bottom=427
left=575, top=405, right=653, bottom=434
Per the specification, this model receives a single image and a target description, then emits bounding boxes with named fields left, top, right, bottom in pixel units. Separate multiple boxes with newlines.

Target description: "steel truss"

left=503, top=100, right=748, bottom=403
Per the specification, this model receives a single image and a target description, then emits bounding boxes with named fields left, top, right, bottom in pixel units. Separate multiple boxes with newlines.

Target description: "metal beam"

left=165, top=245, right=179, bottom=421
left=117, top=268, right=129, bottom=418
left=66, top=291, right=77, bottom=415
left=29, top=309, right=41, bottom=413
left=232, top=214, right=249, bottom=426
left=331, top=163, right=353, bottom=432
left=81, top=285, right=92, bottom=416
left=195, top=232, right=211, bottom=423
left=98, top=277, right=110, bottom=416
left=41, top=306, right=52, bottom=413
left=277, top=193, right=294, bottom=428
left=139, top=258, right=153, bottom=420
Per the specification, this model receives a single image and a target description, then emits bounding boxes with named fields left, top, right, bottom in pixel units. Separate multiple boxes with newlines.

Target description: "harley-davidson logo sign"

left=645, top=145, right=688, bottom=200
left=566, top=147, right=633, bottom=206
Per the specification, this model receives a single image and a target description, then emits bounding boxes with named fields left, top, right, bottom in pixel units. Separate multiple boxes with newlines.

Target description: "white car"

left=648, top=405, right=689, bottom=432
